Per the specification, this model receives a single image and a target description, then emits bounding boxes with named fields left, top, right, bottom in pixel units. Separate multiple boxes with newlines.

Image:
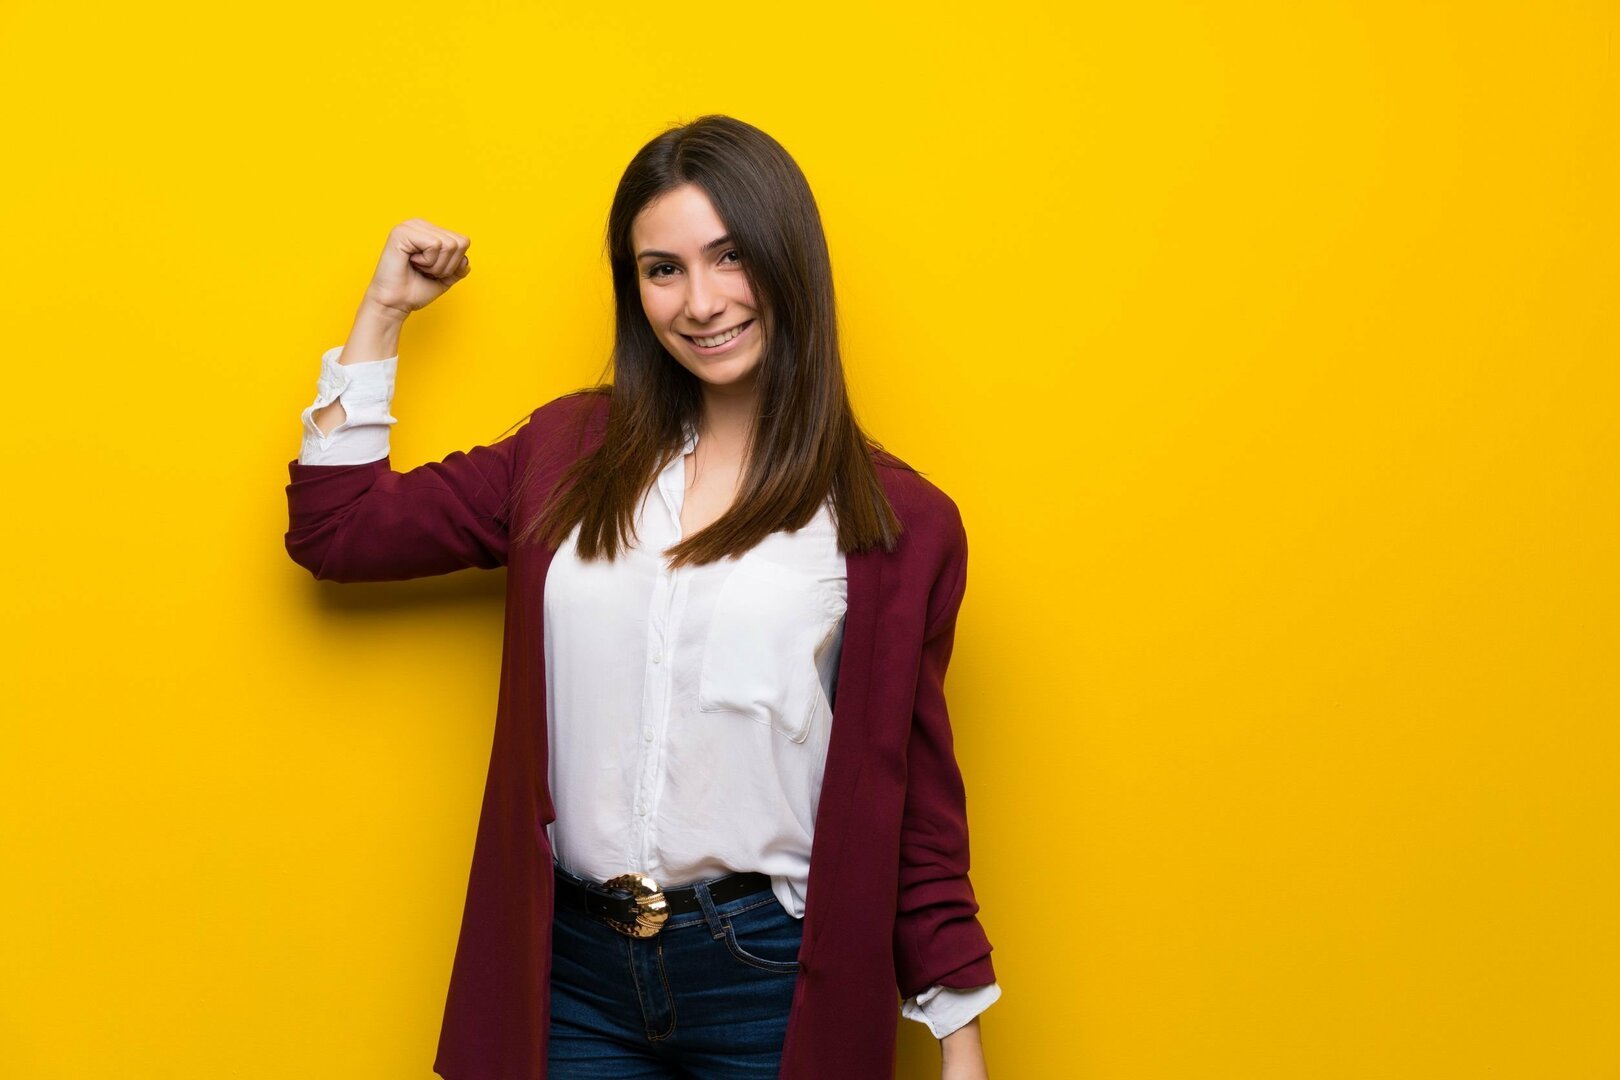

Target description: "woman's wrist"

left=341, top=298, right=408, bottom=366
left=940, top=1015, right=983, bottom=1058
left=941, top=1016, right=989, bottom=1079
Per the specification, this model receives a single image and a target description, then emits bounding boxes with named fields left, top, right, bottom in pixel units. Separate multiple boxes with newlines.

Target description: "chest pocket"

left=697, top=552, right=847, bottom=743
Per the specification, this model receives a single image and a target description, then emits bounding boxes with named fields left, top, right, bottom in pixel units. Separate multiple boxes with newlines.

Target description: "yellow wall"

left=2, top=2, right=1615, bottom=1077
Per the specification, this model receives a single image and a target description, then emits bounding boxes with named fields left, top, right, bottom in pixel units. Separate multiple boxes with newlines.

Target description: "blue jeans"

left=547, top=864, right=804, bottom=1078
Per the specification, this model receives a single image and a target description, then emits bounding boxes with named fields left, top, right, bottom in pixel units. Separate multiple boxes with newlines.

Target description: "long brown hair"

left=510, top=114, right=906, bottom=567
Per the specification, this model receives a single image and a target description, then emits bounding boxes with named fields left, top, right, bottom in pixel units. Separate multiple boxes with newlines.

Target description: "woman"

left=286, top=115, right=1000, bottom=1079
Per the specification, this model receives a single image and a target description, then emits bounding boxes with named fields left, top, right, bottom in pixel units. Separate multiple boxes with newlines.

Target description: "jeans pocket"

left=720, top=899, right=804, bottom=974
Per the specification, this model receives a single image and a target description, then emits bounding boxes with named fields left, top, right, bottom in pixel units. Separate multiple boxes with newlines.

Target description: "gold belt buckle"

left=600, top=871, right=669, bottom=938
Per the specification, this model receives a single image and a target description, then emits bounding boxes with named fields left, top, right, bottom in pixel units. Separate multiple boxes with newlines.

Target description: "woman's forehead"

left=632, top=184, right=727, bottom=255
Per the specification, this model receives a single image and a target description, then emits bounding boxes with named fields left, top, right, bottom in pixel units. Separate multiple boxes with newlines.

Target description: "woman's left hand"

left=940, top=1017, right=989, bottom=1080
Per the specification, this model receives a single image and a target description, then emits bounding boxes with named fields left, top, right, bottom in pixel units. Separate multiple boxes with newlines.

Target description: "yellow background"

left=3, top=2, right=1615, bottom=1077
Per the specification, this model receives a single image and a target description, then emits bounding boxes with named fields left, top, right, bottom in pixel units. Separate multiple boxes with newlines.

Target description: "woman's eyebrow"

left=636, top=234, right=733, bottom=261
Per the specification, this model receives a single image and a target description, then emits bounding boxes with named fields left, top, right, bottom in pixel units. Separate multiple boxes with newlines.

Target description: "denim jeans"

left=547, top=863, right=804, bottom=1079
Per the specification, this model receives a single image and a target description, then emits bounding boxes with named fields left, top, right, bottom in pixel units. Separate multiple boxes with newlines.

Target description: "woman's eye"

left=722, top=249, right=740, bottom=264
left=647, top=263, right=676, bottom=279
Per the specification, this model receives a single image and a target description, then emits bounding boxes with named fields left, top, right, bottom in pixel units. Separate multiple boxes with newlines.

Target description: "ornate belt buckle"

left=600, top=871, right=668, bottom=939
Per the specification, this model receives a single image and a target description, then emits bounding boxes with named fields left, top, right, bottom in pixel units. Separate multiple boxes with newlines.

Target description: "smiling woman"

left=285, top=114, right=1000, bottom=1080
left=635, top=185, right=769, bottom=378
left=514, top=115, right=905, bottom=577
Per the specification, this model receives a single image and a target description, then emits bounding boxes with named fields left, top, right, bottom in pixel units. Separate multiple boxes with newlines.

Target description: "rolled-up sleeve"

left=902, top=980, right=1003, bottom=1039
left=299, top=345, right=398, bottom=465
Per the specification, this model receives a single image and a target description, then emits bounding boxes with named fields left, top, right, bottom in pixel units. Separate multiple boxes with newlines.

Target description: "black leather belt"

left=553, top=860, right=773, bottom=939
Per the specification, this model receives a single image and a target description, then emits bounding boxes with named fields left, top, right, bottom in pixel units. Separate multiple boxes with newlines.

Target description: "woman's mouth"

left=682, top=319, right=755, bottom=354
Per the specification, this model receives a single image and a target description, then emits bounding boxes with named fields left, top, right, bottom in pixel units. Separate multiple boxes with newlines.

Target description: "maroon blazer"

left=284, top=390, right=997, bottom=1079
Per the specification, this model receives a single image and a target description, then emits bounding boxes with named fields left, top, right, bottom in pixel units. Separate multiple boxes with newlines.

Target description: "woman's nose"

left=683, top=269, right=726, bottom=323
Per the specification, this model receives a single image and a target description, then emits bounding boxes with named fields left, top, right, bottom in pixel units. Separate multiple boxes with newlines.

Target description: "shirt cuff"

left=298, top=344, right=398, bottom=465
left=900, top=980, right=1003, bottom=1040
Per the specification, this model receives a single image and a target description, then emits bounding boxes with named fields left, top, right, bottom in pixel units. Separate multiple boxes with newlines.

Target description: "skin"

left=632, top=186, right=992, bottom=1077
left=942, top=1017, right=989, bottom=1078
left=312, top=218, right=474, bottom=435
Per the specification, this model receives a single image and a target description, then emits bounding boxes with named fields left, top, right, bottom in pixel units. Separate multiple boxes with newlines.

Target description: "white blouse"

left=299, top=345, right=1002, bottom=1039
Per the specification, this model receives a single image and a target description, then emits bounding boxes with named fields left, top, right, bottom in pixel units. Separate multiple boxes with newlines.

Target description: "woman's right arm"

left=284, top=220, right=531, bottom=583
left=299, top=300, right=401, bottom=466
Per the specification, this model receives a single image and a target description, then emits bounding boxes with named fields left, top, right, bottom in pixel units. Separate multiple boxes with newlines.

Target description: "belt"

left=553, top=861, right=773, bottom=939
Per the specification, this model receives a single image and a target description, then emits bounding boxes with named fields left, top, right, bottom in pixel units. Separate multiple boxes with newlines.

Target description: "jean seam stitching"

left=625, top=934, right=659, bottom=1042
left=645, top=937, right=678, bottom=1042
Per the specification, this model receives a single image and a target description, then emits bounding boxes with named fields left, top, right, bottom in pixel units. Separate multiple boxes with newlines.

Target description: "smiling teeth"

left=691, top=321, right=750, bottom=347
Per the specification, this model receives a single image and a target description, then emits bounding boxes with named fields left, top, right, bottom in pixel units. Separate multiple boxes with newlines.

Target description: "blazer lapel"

left=800, top=538, right=884, bottom=959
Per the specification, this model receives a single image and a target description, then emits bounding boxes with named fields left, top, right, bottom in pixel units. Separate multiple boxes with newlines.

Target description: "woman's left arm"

left=902, top=981, right=1002, bottom=1041
left=913, top=982, right=999, bottom=1078
left=942, top=1016, right=989, bottom=1079
left=893, top=498, right=999, bottom=1075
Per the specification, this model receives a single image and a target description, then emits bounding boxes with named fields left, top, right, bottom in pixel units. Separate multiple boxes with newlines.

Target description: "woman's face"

left=633, top=183, right=767, bottom=393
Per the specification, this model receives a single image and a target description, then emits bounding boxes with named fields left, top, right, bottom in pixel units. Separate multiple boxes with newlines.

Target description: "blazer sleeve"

left=893, top=499, right=999, bottom=1001
left=283, top=420, right=529, bottom=582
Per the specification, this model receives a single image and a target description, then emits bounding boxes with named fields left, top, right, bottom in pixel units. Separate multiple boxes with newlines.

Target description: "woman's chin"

left=677, top=349, right=762, bottom=389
